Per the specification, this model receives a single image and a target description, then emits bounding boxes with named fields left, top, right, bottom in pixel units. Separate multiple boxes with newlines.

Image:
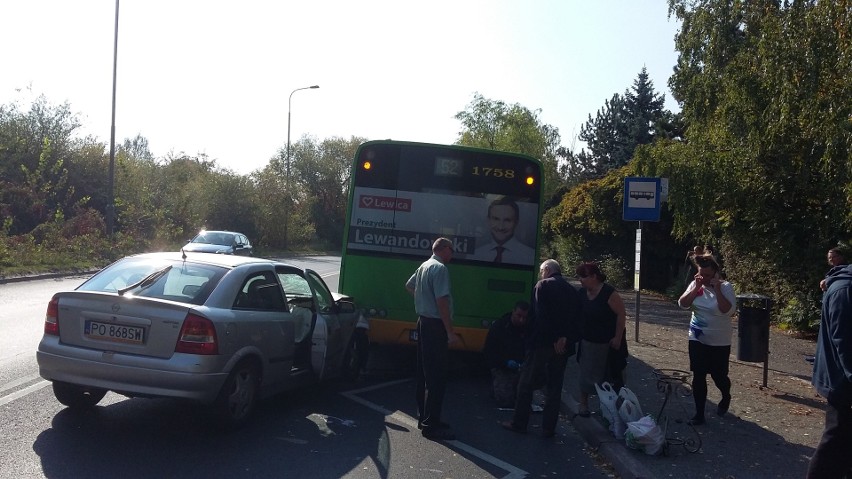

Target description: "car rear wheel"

left=213, top=360, right=260, bottom=430
left=52, top=381, right=107, bottom=409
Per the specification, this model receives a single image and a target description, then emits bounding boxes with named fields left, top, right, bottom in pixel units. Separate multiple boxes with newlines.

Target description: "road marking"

left=0, top=379, right=50, bottom=407
left=0, top=372, right=43, bottom=393
left=341, top=379, right=529, bottom=479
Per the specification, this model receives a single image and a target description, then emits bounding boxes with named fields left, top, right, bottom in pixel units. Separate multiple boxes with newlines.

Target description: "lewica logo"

left=359, top=195, right=412, bottom=212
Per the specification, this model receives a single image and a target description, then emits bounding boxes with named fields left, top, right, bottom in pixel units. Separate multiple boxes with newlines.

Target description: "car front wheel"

left=343, top=328, right=370, bottom=381
left=52, top=381, right=107, bottom=409
left=212, top=360, right=260, bottom=430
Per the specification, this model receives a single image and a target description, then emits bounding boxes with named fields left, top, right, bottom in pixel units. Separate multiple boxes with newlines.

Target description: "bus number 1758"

left=471, top=167, right=515, bottom=179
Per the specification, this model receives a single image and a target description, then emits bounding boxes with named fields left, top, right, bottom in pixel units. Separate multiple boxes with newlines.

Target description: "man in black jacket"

left=502, top=259, right=581, bottom=438
left=483, top=300, right=530, bottom=407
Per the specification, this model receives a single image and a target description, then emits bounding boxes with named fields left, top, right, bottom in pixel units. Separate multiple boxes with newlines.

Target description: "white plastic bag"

left=618, top=387, right=642, bottom=416
left=625, top=415, right=666, bottom=456
left=618, top=397, right=644, bottom=424
left=594, top=382, right=619, bottom=427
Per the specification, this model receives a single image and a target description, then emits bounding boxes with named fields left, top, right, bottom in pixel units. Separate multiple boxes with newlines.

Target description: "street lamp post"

left=283, top=85, right=319, bottom=250
left=286, top=85, right=319, bottom=178
left=106, top=0, right=120, bottom=239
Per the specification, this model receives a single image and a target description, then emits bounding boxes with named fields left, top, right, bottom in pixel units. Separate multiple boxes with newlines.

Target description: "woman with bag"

left=575, top=262, right=629, bottom=417
left=678, top=254, right=736, bottom=425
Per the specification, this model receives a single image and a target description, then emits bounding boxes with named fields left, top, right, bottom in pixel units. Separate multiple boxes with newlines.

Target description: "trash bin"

left=736, top=294, right=771, bottom=362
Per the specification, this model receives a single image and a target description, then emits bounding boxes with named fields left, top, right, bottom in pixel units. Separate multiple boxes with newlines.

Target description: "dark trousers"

left=688, top=341, right=731, bottom=418
left=416, top=316, right=448, bottom=430
left=807, top=402, right=852, bottom=479
left=511, top=344, right=569, bottom=433
left=491, top=368, right=520, bottom=408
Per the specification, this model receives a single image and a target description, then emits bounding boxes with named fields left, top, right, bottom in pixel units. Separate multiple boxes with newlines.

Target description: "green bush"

left=599, top=254, right=630, bottom=289
left=775, top=292, right=821, bottom=333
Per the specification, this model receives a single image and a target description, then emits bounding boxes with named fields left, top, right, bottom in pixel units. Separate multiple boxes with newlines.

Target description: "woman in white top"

left=678, top=254, right=736, bottom=425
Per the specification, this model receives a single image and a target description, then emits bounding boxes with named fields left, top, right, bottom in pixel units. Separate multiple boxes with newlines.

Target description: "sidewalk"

left=561, top=291, right=823, bottom=479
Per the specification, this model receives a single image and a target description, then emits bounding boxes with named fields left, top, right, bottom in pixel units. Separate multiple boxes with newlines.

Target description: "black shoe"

left=500, top=421, right=527, bottom=434
left=717, top=396, right=731, bottom=416
left=422, top=428, right=456, bottom=441
left=688, top=415, right=705, bottom=426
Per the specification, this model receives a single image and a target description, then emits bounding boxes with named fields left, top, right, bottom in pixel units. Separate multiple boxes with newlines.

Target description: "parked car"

left=182, top=230, right=253, bottom=256
left=36, top=252, right=365, bottom=429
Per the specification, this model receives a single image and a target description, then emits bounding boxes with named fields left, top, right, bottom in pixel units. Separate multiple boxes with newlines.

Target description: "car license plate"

left=409, top=329, right=418, bottom=342
left=85, top=320, right=145, bottom=345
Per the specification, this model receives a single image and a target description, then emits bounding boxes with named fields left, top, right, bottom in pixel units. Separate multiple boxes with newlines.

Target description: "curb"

left=0, top=270, right=100, bottom=285
left=561, top=390, right=656, bottom=479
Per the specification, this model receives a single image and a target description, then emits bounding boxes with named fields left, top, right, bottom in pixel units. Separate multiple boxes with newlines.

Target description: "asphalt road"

left=0, top=257, right=615, bottom=478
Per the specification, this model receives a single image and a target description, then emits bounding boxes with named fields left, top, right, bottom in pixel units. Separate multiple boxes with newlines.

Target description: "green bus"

left=338, top=140, right=543, bottom=353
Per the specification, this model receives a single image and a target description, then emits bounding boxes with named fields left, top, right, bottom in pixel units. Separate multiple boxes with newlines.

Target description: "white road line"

left=0, top=372, right=43, bottom=394
left=340, top=379, right=528, bottom=479
left=0, top=379, right=50, bottom=407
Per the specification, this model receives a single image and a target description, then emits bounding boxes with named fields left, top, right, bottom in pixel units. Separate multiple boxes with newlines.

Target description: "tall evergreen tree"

left=624, top=68, right=666, bottom=147
left=565, top=68, right=672, bottom=181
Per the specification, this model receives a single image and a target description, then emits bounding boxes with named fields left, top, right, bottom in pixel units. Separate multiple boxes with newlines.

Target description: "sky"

left=1, top=0, right=682, bottom=175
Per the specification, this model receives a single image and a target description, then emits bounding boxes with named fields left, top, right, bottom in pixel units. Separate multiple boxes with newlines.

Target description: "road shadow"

left=32, top=385, right=393, bottom=479
left=563, top=349, right=816, bottom=479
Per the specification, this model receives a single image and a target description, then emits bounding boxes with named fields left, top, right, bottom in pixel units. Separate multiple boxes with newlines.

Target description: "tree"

left=455, top=93, right=564, bottom=203
left=120, top=134, right=154, bottom=162
left=564, top=68, right=673, bottom=182
left=282, top=135, right=366, bottom=249
left=0, top=96, right=86, bottom=234
left=641, top=0, right=852, bottom=329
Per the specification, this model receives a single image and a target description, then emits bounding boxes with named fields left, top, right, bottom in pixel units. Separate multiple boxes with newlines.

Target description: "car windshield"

left=79, top=258, right=227, bottom=305
left=192, top=232, right=234, bottom=246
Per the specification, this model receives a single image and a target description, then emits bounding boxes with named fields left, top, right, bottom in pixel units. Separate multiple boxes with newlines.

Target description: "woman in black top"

left=576, top=262, right=628, bottom=417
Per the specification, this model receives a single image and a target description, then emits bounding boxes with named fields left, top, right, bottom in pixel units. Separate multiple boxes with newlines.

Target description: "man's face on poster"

left=487, top=204, right=518, bottom=245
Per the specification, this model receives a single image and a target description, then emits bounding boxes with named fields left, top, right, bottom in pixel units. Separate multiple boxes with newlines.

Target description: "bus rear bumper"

left=367, top=318, right=487, bottom=352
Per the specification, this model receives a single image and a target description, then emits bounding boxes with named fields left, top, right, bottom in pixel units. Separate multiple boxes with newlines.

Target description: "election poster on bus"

left=346, top=186, right=537, bottom=266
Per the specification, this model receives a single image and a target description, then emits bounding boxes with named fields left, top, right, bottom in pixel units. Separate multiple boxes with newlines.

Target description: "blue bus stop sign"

left=623, top=177, right=661, bottom=221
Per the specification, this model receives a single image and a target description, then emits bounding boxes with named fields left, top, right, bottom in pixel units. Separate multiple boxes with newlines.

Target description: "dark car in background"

left=183, top=230, right=253, bottom=256
left=36, top=252, right=364, bottom=429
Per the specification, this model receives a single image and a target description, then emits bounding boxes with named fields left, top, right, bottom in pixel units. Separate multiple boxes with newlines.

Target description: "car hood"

left=182, top=243, right=233, bottom=254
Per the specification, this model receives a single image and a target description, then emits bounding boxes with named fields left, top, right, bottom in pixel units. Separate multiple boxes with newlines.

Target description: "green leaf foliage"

left=635, top=0, right=852, bottom=329
left=455, top=93, right=565, bottom=203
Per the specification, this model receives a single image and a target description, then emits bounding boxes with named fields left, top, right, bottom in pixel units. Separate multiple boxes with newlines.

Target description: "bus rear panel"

left=339, top=141, right=543, bottom=352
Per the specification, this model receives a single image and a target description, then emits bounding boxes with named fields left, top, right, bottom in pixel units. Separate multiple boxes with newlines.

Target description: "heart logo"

left=361, top=196, right=374, bottom=207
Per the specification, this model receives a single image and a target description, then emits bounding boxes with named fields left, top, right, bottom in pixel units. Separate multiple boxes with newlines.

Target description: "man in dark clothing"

left=502, top=259, right=581, bottom=438
left=405, top=237, right=460, bottom=442
left=808, top=263, right=852, bottom=478
left=483, top=300, right=530, bottom=407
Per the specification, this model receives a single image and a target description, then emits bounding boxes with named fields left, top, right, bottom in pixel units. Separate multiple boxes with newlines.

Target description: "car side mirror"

left=336, top=300, right=356, bottom=314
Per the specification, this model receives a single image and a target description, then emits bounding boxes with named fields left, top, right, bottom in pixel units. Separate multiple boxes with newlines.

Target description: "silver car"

left=37, top=252, right=364, bottom=429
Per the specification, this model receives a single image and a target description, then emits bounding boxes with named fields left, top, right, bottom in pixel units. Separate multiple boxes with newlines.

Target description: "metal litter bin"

left=736, top=294, right=771, bottom=363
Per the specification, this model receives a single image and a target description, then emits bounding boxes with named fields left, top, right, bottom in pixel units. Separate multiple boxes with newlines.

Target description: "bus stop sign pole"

left=634, top=223, right=641, bottom=342
left=623, top=177, right=662, bottom=343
